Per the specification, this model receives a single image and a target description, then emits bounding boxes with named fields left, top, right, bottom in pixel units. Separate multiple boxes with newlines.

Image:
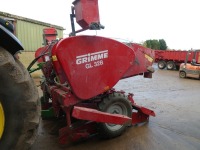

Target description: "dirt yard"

left=31, top=64, right=200, bottom=150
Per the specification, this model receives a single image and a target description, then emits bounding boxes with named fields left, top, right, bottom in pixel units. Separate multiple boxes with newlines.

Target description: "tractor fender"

left=0, top=24, right=24, bottom=55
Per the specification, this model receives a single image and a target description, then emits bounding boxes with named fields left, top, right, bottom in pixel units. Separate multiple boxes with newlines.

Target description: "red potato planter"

left=35, top=33, right=155, bottom=144
left=0, top=0, right=156, bottom=149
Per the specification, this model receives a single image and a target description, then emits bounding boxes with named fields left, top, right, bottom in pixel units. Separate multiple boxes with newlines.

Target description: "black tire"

left=166, top=61, right=175, bottom=70
left=0, top=47, right=40, bottom=150
left=157, top=60, right=166, bottom=69
left=98, top=92, right=132, bottom=139
left=176, top=65, right=180, bottom=70
left=179, top=71, right=186, bottom=78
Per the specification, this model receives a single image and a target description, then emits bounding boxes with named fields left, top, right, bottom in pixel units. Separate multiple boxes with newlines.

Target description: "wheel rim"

left=180, top=72, right=186, bottom=78
left=0, top=101, right=5, bottom=139
left=158, top=61, right=165, bottom=69
left=168, top=64, right=172, bottom=69
left=159, top=63, right=164, bottom=68
left=167, top=62, right=174, bottom=69
left=105, top=102, right=128, bottom=131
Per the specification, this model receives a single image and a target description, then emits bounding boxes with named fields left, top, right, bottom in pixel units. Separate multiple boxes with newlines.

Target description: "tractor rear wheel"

left=0, top=47, right=40, bottom=150
left=98, top=92, right=132, bottom=139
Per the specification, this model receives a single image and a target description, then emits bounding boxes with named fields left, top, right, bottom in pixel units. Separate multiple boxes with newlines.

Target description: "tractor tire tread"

left=0, top=47, right=40, bottom=150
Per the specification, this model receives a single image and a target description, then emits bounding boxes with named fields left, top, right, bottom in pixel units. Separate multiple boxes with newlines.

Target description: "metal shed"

left=0, top=11, right=65, bottom=51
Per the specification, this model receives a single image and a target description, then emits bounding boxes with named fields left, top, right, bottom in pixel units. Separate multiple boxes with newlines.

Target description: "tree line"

left=143, top=39, right=167, bottom=50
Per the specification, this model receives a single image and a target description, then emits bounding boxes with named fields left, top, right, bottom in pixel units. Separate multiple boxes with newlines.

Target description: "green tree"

left=143, top=39, right=167, bottom=50
left=144, top=39, right=160, bottom=49
left=159, top=39, right=167, bottom=50
left=151, top=39, right=160, bottom=50
left=146, top=40, right=151, bottom=48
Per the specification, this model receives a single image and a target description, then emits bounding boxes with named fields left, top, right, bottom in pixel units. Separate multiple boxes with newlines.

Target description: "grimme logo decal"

left=76, top=50, right=108, bottom=69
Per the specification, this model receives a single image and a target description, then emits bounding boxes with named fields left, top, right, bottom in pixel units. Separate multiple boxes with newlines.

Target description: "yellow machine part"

left=0, top=101, right=5, bottom=139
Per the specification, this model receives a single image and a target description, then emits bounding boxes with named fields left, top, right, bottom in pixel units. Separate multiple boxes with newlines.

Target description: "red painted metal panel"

left=35, top=46, right=48, bottom=63
left=123, top=43, right=154, bottom=78
left=51, top=43, right=67, bottom=84
left=43, top=28, right=57, bottom=45
left=132, top=112, right=149, bottom=125
left=72, top=106, right=132, bottom=125
left=54, top=35, right=135, bottom=100
left=155, top=50, right=194, bottom=63
left=49, top=86, right=81, bottom=108
left=43, top=28, right=57, bottom=35
left=73, top=0, right=100, bottom=29
left=133, top=104, right=156, bottom=117
left=59, top=121, right=96, bottom=144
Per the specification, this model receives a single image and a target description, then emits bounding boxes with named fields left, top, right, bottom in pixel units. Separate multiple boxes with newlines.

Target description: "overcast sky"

left=1, top=0, right=200, bottom=50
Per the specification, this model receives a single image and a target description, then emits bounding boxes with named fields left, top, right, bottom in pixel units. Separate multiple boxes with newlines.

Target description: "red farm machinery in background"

left=155, top=50, right=195, bottom=70
left=29, top=0, right=156, bottom=144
